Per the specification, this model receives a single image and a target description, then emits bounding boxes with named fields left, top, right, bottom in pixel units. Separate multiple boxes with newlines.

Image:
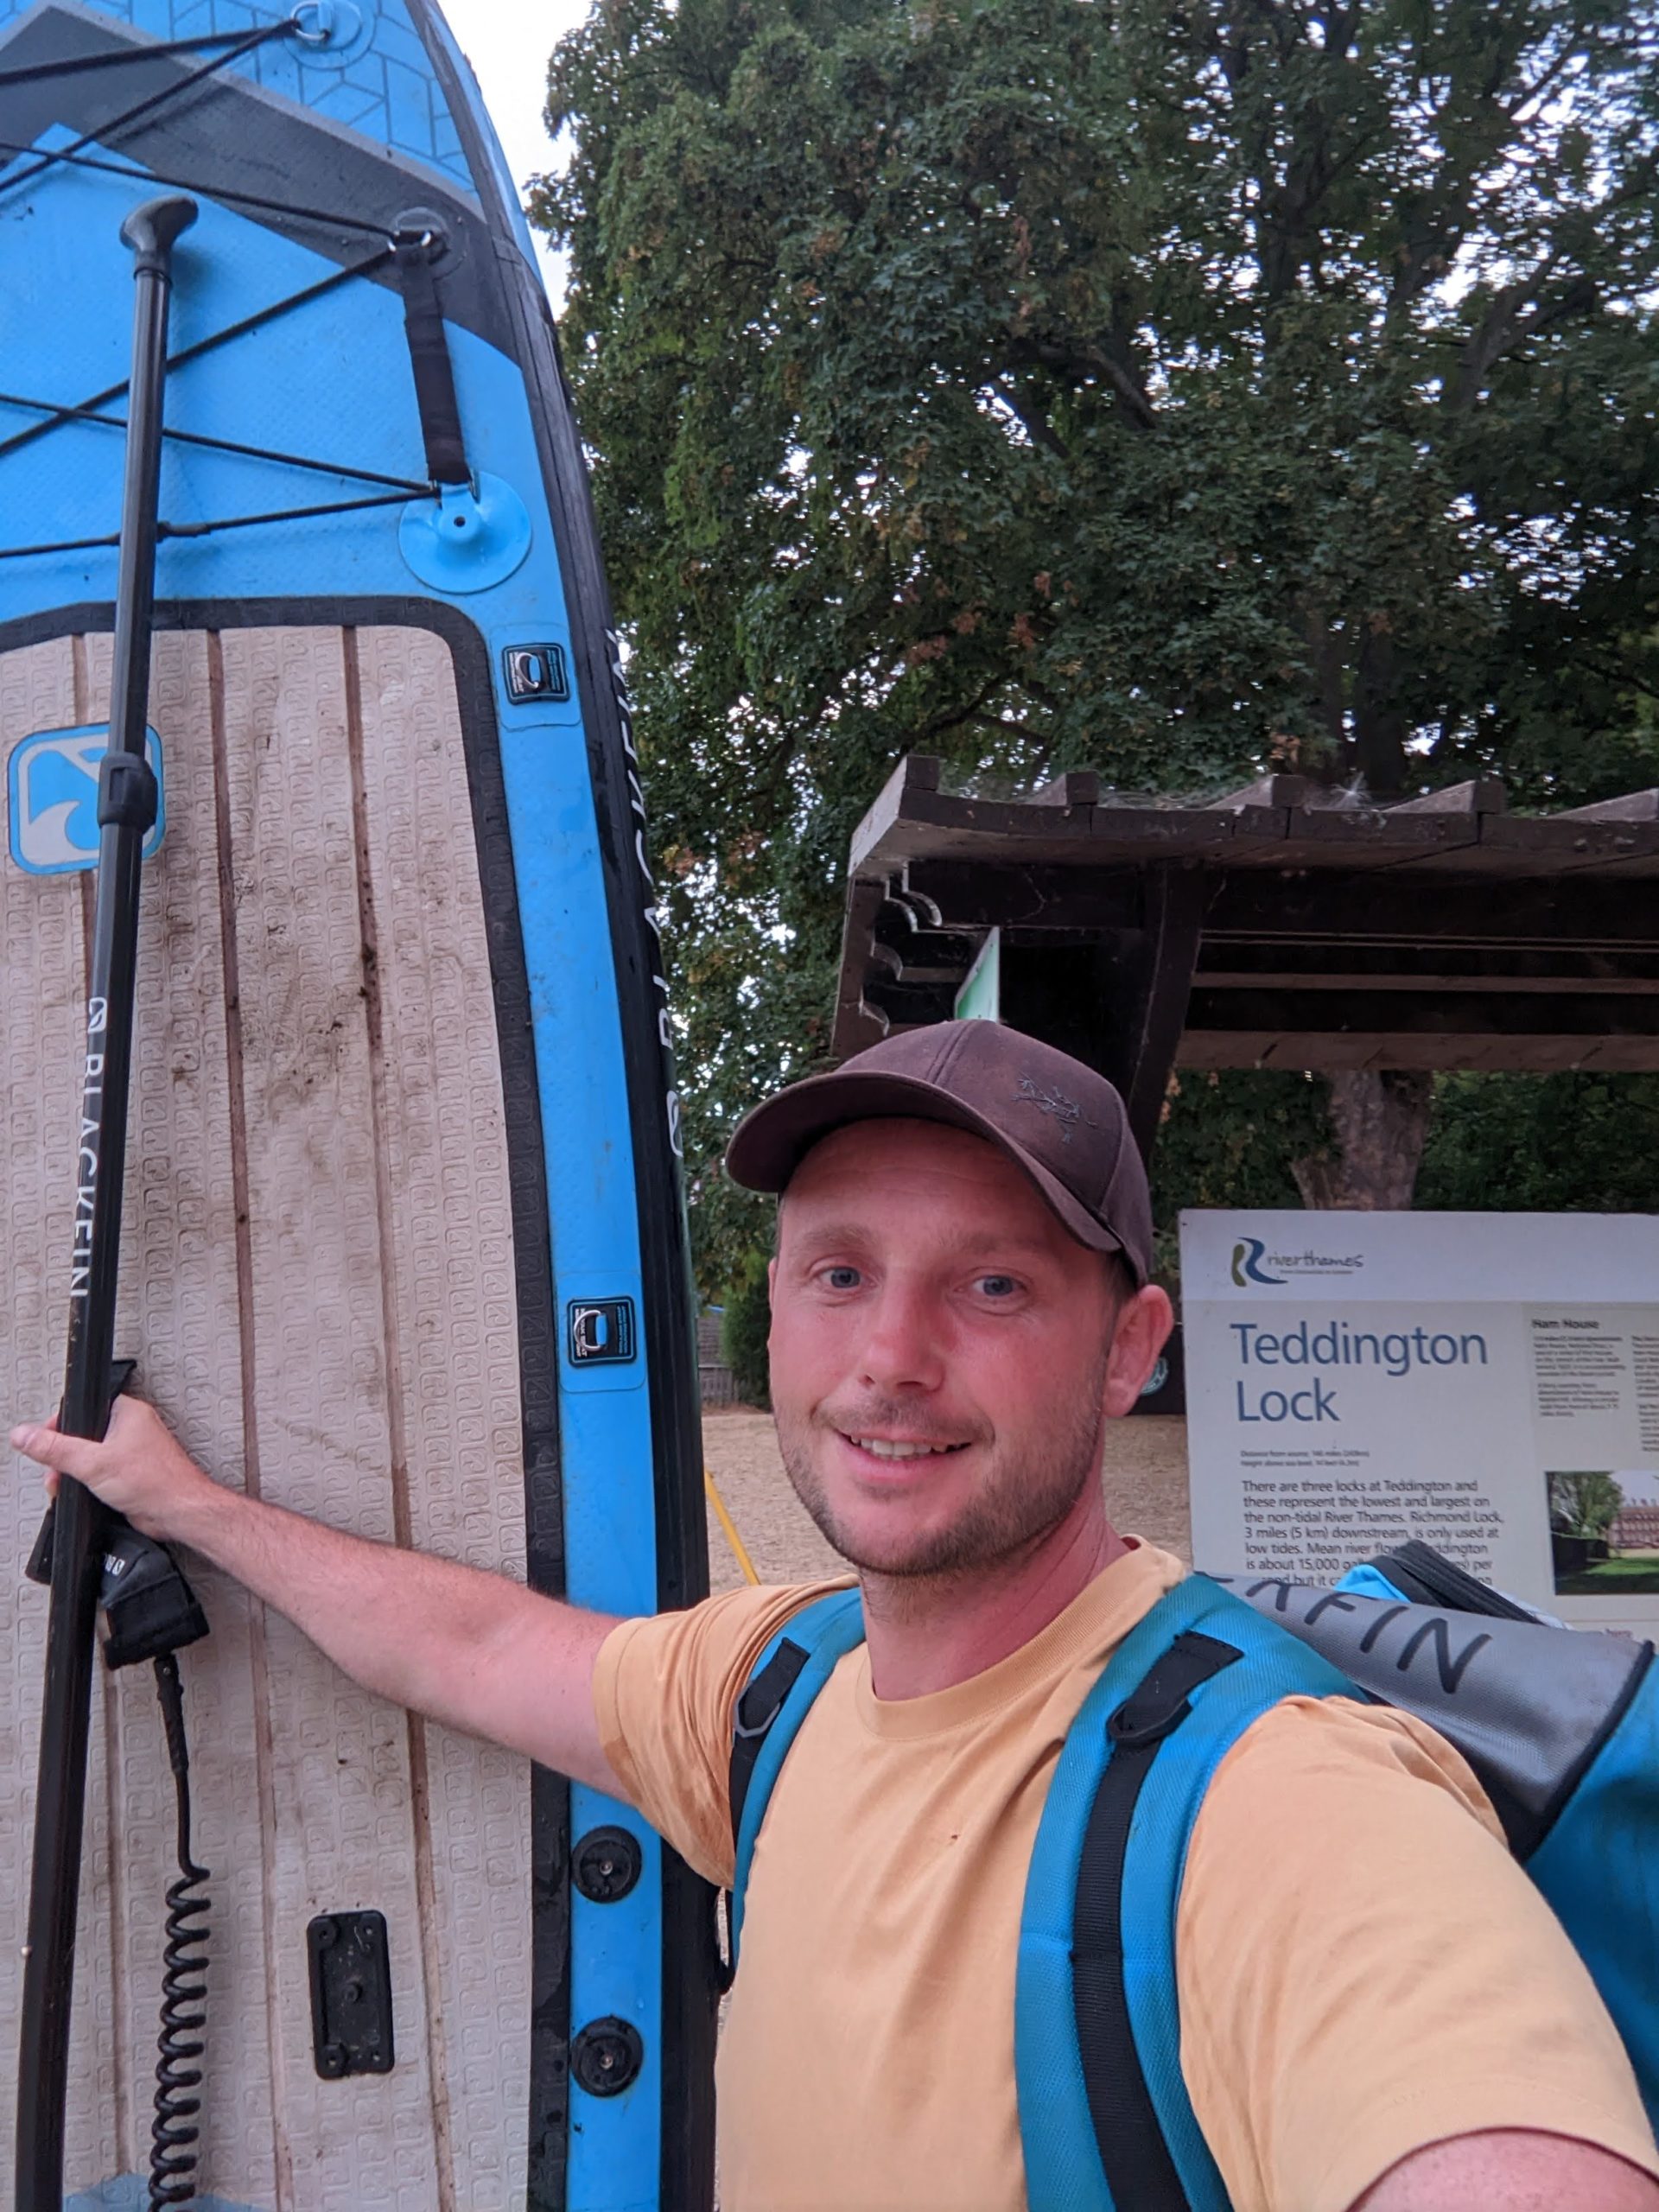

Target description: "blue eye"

left=977, top=1274, right=1019, bottom=1300
left=823, top=1266, right=861, bottom=1291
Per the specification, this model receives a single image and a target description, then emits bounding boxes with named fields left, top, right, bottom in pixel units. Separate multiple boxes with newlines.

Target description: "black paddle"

left=15, top=191, right=199, bottom=2212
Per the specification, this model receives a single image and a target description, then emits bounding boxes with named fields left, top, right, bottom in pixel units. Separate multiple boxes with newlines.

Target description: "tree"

left=1418, top=1072, right=1659, bottom=1215
left=719, top=1255, right=774, bottom=1408
left=1548, top=1471, right=1624, bottom=1541
left=1148, top=1069, right=1332, bottom=1280
left=536, top=0, right=1659, bottom=1290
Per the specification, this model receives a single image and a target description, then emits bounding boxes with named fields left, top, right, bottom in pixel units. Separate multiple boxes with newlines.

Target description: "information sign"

left=1181, top=1211, right=1659, bottom=1633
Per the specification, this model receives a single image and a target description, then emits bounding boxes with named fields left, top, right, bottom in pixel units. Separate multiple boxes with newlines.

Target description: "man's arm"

left=1357, top=2128, right=1659, bottom=2211
left=1177, top=1694, right=1659, bottom=2212
left=10, top=1398, right=625, bottom=1797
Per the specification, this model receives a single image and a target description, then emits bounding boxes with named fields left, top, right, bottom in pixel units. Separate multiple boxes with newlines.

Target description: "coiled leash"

left=150, top=1650, right=211, bottom=2209
left=29, top=1393, right=214, bottom=2210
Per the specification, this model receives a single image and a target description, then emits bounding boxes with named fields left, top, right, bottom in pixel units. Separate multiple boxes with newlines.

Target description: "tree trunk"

left=1302, top=604, right=1347, bottom=770
left=1293, top=1071, right=1433, bottom=1209
left=1351, top=625, right=1409, bottom=796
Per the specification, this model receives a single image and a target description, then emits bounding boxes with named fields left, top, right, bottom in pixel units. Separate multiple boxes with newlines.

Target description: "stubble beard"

left=773, top=1353, right=1111, bottom=1586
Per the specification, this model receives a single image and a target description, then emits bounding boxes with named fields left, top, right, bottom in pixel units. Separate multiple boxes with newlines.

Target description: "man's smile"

left=840, top=1433, right=972, bottom=1461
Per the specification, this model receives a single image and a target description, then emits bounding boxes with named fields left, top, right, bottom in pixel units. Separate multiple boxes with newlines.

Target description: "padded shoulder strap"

left=1017, top=1574, right=1351, bottom=2212
left=728, top=1588, right=865, bottom=1959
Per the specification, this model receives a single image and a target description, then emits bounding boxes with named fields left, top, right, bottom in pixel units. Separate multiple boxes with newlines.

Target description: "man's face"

left=768, top=1118, right=1160, bottom=1581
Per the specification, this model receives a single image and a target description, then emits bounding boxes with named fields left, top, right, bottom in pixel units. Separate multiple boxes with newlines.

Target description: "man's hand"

left=10, top=1396, right=629, bottom=1798
left=12, top=1395, right=217, bottom=1541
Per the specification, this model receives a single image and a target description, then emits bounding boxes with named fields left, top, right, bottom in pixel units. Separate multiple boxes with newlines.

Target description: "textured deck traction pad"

left=0, top=626, right=531, bottom=2207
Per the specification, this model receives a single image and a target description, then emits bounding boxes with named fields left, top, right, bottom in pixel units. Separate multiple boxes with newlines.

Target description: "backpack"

left=726, top=1546, right=1659, bottom=2212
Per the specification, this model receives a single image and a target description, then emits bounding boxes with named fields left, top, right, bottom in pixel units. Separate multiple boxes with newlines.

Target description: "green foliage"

left=1548, top=1470, right=1623, bottom=1540
left=719, top=1255, right=774, bottom=1408
left=1418, top=1074, right=1659, bottom=1215
left=1147, top=1070, right=1332, bottom=1280
left=536, top=0, right=1659, bottom=1286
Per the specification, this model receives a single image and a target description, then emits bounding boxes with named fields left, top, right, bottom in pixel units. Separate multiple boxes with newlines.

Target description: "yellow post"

left=704, top=1467, right=760, bottom=1586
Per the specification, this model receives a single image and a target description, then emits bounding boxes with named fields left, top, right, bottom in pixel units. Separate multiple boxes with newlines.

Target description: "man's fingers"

left=10, top=1422, right=99, bottom=1481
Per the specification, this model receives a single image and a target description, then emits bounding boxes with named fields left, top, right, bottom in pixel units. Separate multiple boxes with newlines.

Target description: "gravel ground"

left=701, top=1407, right=844, bottom=1593
left=701, top=1408, right=1194, bottom=1592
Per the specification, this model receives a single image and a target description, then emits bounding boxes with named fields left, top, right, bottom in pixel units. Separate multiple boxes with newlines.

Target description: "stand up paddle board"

left=0, top=5, right=715, bottom=2205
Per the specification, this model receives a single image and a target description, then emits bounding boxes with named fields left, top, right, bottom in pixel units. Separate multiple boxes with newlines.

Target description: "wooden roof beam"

left=1387, top=778, right=1508, bottom=817
left=1184, top=986, right=1659, bottom=1041
left=1553, top=789, right=1659, bottom=823
left=1175, top=1032, right=1659, bottom=1074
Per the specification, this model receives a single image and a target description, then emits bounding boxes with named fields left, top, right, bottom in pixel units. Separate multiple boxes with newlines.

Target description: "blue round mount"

left=398, top=476, right=532, bottom=595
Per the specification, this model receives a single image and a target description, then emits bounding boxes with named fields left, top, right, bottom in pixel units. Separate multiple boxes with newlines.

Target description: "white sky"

left=446, top=0, right=594, bottom=302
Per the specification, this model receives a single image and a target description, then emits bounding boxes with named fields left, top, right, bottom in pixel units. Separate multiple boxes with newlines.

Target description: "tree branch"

left=1573, top=654, right=1659, bottom=708
left=1451, top=264, right=1597, bottom=410
left=997, top=377, right=1071, bottom=460
left=918, top=677, right=1008, bottom=743
left=1005, top=335, right=1155, bottom=431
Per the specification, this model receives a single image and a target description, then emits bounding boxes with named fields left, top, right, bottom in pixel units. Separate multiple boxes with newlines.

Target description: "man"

left=15, top=1021, right=1659, bottom=2212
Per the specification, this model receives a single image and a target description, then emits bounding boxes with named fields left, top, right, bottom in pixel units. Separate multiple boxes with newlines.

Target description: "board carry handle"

left=15, top=192, right=199, bottom=2212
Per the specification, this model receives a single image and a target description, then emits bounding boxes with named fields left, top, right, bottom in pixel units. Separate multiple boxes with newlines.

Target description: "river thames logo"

left=7, top=723, right=165, bottom=876
left=1231, top=1237, right=1366, bottom=1286
left=1231, top=1237, right=1285, bottom=1287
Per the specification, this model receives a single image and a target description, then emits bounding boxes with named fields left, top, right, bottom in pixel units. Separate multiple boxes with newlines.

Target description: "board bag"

left=725, top=1544, right=1659, bottom=2211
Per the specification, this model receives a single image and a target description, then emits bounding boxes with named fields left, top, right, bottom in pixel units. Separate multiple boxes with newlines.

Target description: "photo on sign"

left=1547, top=1469, right=1659, bottom=1597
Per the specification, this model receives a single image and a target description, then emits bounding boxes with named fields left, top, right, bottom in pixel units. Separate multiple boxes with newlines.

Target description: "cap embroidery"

left=1014, top=1075, right=1093, bottom=1144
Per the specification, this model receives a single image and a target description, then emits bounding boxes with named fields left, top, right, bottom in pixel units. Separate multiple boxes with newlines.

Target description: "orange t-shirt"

left=594, top=1542, right=1658, bottom=2211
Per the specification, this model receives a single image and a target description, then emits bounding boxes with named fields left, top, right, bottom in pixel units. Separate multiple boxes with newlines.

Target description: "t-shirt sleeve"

left=1177, top=1694, right=1659, bottom=2212
left=592, top=1580, right=853, bottom=1888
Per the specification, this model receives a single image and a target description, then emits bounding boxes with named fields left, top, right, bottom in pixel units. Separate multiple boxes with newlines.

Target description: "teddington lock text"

left=1228, top=1318, right=1491, bottom=1425
left=1236, top=1376, right=1339, bottom=1423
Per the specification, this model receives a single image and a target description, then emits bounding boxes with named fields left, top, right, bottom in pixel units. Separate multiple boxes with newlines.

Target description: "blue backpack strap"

left=1506, top=1643, right=1659, bottom=2134
left=1017, top=1574, right=1353, bottom=2212
left=728, top=1587, right=865, bottom=1960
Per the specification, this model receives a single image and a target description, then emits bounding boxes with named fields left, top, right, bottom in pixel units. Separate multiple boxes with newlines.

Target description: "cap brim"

left=725, top=1068, right=1144, bottom=1282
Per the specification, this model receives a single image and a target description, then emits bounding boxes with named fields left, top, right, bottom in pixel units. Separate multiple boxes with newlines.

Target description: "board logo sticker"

left=7, top=723, right=164, bottom=876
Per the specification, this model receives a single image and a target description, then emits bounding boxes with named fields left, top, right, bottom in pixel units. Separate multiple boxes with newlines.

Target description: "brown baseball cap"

left=724, top=1020, right=1154, bottom=1285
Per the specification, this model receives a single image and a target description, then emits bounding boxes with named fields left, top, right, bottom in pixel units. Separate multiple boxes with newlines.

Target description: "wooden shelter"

left=834, top=759, right=1659, bottom=1156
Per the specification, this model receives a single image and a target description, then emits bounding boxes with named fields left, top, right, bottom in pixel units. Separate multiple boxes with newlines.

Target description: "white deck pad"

left=3, top=626, right=532, bottom=2208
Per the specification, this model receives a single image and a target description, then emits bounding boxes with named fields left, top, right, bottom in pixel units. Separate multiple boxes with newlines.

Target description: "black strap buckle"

left=733, top=1638, right=810, bottom=1741
left=1106, top=1629, right=1243, bottom=1749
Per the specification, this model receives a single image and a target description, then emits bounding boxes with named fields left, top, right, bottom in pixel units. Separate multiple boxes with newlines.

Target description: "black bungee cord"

left=0, top=15, right=304, bottom=202
left=0, top=387, right=431, bottom=494
left=0, top=487, right=433, bottom=563
left=0, top=20, right=305, bottom=89
left=0, top=246, right=396, bottom=467
left=0, top=217, right=451, bottom=561
left=0, top=134, right=403, bottom=236
left=0, top=7, right=420, bottom=241
left=0, top=248, right=444, bottom=560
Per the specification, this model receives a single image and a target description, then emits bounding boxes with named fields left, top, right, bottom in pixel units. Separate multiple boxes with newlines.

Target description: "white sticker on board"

left=6, top=722, right=164, bottom=874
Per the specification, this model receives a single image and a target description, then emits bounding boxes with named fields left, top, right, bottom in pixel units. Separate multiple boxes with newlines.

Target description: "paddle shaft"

left=15, top=193, right=196, bottom=2212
